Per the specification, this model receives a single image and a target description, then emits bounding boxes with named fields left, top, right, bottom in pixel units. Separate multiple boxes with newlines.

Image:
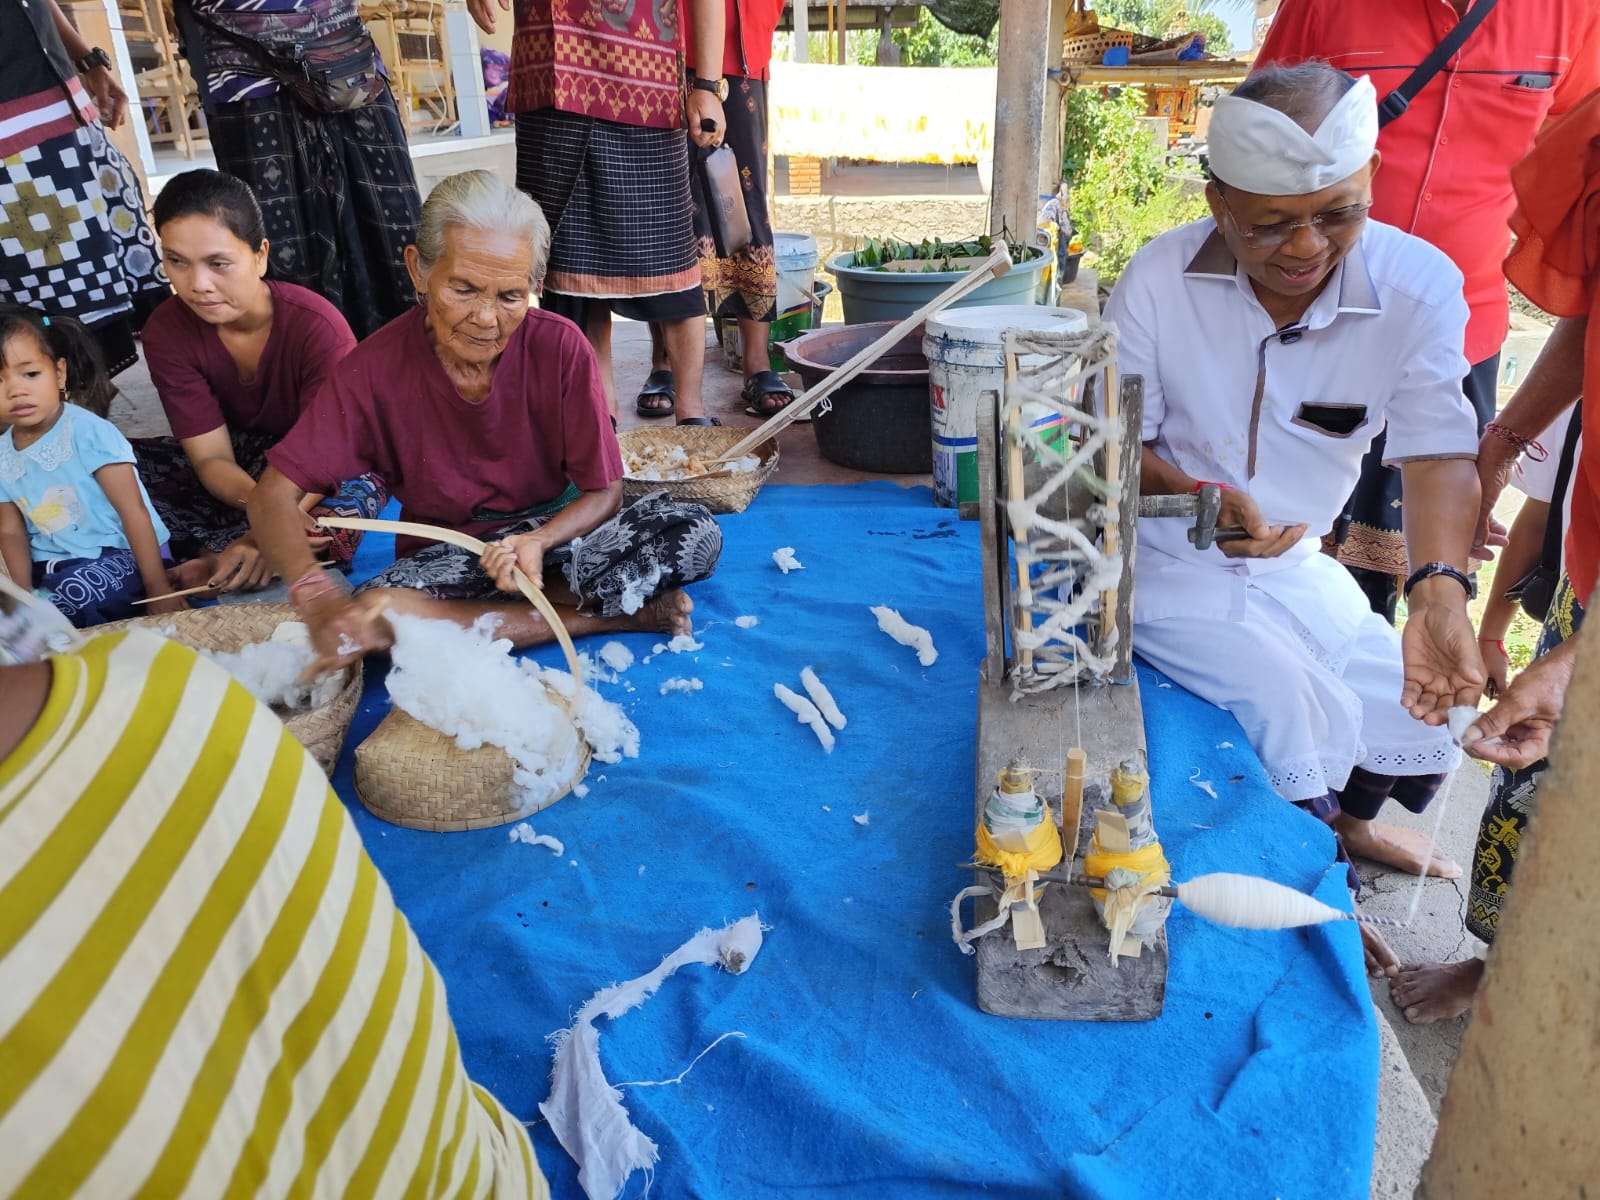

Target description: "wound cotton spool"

left=1175, top=873, right=1350, bottom=930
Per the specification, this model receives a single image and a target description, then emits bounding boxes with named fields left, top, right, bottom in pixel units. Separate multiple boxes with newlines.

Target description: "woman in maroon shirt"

left=134, top=170, right=389, bottom=592
left=247, top=170, right=720, bottom=671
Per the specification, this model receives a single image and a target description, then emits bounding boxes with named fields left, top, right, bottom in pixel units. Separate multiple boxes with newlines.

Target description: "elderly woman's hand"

left=482, top=532, right=547, bottom=594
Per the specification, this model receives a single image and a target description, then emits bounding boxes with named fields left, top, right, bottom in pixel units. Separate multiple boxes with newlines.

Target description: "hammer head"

left=1188, top=483, right=1223, bottom=550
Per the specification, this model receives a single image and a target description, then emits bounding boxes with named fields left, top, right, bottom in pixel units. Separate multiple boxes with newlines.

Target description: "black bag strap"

left=1377, top=0, right=1500, bottom=127
left=1537, top=403, right=1584, bottom=575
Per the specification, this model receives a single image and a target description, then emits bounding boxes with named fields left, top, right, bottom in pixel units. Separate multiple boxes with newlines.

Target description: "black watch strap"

left=1404, top=561, right=1475, bottom=601
left=75, top=46, right=113, bottom=73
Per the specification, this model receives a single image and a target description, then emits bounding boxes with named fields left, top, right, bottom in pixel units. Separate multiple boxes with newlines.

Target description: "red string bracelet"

left=1485, top=422, right=1549, bottom=462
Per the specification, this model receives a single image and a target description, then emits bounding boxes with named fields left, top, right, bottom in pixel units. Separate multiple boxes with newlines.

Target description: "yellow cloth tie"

left=974, top=803, right=1064, bottom=882
left=1081, top=841, right=1172, bottom=900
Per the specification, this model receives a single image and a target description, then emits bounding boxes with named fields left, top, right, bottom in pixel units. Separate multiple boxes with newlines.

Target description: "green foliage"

left=849, top=234, right=1033, bottom=272
left=804, top=11, right=998, bottom=67
left=1063, top=86, right=1207, bottom=283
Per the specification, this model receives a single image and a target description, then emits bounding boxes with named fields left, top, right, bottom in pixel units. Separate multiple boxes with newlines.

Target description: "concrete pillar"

left=65, top=0, right=156, bottom=184
left=444, top=1, right=491, bottom=138
left=989, top=0, right=1048, bottom=239
left=1422, top=630, right=1600, bottom=1194
left=792, top=0, right=808, bottom=62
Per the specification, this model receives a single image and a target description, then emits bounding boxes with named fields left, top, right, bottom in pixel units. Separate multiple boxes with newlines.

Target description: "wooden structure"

left=118, top=0, right=206, bottom=159
left=964, top=323, right=1165, bottom=1020
left=360, top=0, right=459, bottom=135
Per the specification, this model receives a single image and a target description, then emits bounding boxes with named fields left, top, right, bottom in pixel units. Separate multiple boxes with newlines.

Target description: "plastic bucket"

left=922, top=305, right=1090, bottom=515
left=827, top=248, right=1051, bottom=326
left=781, top=321, right=931, bottom=473
left=775, top=231, right=820, bottom=315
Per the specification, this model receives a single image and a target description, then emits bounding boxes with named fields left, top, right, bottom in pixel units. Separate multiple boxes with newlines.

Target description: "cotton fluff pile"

left=384, top=613, right=640, bottom=809
left=201, top=620, right=345, bottom=711
left=623, top=442, right=759, bottom=481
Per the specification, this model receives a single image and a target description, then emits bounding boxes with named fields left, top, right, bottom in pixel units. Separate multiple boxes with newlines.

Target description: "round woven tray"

left=96, top=603, right=361, bottom=774
left=618, top=425, right=779, bottom=514
left=354, top=705, right=592, bottom=832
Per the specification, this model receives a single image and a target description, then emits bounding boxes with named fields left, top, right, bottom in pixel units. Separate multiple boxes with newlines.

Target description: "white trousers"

left=1136, top=585, right=1460, bottom=803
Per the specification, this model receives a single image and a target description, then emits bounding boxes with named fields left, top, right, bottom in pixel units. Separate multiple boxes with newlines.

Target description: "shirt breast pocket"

left=1291, top=401, right=1370, bottom=439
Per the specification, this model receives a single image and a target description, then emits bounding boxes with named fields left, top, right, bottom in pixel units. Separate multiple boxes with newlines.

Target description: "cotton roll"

left=1176, top=872, right=1349, bottom=930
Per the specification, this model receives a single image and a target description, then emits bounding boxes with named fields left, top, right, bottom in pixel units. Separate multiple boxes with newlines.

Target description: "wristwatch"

left=691, top=75, right=729, bottom=102
left=1403, top=561, right=1476, bottom=601
left=74, top=46, right=114, bottom=74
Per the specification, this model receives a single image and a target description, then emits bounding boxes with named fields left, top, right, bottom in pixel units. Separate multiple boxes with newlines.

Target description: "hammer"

left=1136, top=483, right=1249, bottom=550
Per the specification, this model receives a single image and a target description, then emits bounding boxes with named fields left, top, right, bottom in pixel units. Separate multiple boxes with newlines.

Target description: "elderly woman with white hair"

left=248, top=169, right=718, bottom=666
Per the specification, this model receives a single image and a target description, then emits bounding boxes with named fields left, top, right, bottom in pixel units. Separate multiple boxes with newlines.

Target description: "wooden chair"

left=119, top=0, right=206, bottom=157
left=359, top=0, right=457, bottom=135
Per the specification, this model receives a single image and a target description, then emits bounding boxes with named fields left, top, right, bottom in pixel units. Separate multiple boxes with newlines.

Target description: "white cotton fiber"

left=870, top=605, right=938, bottom=667
left=659, top=677, right=704, bottom=696
left=774, top=683, right=834, bottom=752
left=384, top=613, right=638, bottom=810
left=202, top=621, right=345, bottom=710
left=618, top=565, right=664, bottom=615
left=509, top=823, right=565, bottom=856
left=800, top=666, right=846, bottom=731
left=772, top=547, right=804, bottom=574
left=598, top=641, right=635, bottom=673
left=735, top=615, right=759, bottom=629
left=667, top=633, right=703, bottom=653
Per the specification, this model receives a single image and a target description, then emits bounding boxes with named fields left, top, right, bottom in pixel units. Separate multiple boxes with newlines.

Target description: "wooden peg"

left=1061, top=747, right=1087, bottom=862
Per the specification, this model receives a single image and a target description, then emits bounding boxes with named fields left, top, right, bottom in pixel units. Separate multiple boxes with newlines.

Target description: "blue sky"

left=1223, top=6, right=1256, bottom=53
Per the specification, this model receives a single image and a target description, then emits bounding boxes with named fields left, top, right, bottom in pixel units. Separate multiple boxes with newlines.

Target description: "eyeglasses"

left=1217, top=188, right=1372, bottom=249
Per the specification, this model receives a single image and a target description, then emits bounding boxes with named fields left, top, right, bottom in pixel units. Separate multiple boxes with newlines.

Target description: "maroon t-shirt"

left=142, top=281, right=357, bottom=441
left=267, top=306, right=623, bottom=559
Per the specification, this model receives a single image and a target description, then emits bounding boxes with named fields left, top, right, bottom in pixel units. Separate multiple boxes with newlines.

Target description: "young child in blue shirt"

left=0, top=307, right=183, bottom=625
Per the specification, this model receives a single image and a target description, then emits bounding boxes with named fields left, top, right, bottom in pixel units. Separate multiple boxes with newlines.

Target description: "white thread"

left=615, top=1031, right=747, bottom=1089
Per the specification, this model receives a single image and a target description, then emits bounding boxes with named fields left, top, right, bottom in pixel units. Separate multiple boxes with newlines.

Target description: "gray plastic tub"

left=826, top=249, right=1050, bottom=325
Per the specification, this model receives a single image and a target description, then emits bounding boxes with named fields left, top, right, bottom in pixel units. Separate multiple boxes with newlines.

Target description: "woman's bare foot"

left=632, top=589, right=693, bottom=637
left=1390, top=958, right=1485, bottom=1023
left=1361, top=923, right=1400, bottom=978
left=1335, top=816, right=1463, bottom=878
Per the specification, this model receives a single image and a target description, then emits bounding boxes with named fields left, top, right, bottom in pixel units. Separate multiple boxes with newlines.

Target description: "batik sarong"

left=1466, top=574, right=1585, bottom=943
left=693, top=76, right=777, bottom=321
left=132, top=430, right=387, bottom=566
left=358, top=490, right=722, bottom=618
left=204, top=87, right=420, bottom=339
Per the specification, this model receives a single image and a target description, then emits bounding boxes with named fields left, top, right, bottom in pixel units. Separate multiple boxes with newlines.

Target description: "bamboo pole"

left=316, top=516, right=584, bottom=681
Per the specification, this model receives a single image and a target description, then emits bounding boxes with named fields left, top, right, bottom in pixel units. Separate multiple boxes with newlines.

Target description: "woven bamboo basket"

left=97, top=603, right=361, bottom=773
left=354, top=704, right=592, bottom=832
left=618, top=425, right=779, bottom=514
left=1063, top=27, right=1136, bottom=64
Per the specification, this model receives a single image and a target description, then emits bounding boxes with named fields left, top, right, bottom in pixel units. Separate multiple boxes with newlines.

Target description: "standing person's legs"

left=1334, top=353, right=1502, bottom=621
left=658, top=316, right=707, bottom=422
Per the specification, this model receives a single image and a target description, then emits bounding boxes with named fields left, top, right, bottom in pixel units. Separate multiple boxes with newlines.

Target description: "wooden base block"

left=970, top=671, right=1167, bottom=1021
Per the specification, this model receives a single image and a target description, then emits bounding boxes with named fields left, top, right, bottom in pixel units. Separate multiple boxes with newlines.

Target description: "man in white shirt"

left=1109, top=63, right=1485, bottom=923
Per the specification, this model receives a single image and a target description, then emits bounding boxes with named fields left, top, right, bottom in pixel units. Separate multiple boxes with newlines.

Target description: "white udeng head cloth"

left=1207, top=75, right=1378, bottom=196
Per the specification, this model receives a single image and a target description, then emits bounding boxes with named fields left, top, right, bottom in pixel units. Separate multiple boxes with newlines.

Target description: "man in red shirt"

left=1257, top=0, right=1600, bottom=617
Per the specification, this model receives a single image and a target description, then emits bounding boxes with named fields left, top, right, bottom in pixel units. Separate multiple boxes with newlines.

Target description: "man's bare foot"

left=1361, top=923, right=1400, bottom=978
left=170, top=555, right=217, bottom=590
left=1390, top=958, right=1485, bottom=1023
left=632, top=589, right=693, bottom=637
left=1335, top=816, right=1463, bottom=878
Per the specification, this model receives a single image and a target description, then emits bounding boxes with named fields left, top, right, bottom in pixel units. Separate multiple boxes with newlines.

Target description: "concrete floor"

left=109, top=315, right=1479, bottom=1197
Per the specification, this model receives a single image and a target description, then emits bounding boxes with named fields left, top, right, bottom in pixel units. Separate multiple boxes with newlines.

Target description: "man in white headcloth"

left=1107, top=63, right=1485, bottom=950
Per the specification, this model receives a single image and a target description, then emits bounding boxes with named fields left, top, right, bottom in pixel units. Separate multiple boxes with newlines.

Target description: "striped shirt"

left=0, top=629, right=547, bottom=1198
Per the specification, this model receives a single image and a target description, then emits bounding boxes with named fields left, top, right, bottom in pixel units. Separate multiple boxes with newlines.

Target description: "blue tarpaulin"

left=333, top=482, right=1376, bottom=1199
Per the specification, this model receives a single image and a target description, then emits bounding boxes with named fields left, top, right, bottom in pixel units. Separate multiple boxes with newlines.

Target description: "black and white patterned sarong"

left=357, top=491, right=722, bottom=618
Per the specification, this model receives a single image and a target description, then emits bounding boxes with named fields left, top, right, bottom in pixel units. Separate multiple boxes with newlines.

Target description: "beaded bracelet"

left=1484, top=422, right=1549, bottom=463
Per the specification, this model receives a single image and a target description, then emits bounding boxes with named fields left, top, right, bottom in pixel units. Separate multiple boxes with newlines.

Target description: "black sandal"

left=635, top=369, right=676, bottom=419
left=742, top=369, right=796, bottom=417
left=676, top=416, right=723, bottom=426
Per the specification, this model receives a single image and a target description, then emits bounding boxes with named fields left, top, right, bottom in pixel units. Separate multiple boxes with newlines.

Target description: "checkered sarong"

left=515, top=109, right=699, bottom=300
left=0, top=122, right=166, bottom=331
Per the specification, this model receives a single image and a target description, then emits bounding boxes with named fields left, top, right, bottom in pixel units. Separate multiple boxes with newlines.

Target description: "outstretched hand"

left=1400, top=594, right=1485, bottom=722
left=1465, top=636, right=1579, bottom=769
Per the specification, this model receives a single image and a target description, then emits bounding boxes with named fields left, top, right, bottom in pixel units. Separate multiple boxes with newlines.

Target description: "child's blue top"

left=0, top=404, right=170, bottom=562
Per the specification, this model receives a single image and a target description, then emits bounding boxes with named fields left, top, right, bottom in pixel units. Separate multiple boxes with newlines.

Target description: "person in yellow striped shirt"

left=0, top=585, right=548, bottom=1198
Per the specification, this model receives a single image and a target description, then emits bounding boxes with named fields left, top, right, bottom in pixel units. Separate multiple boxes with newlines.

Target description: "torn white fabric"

left=540, top=914, right=765, bottom=1200
left=1188, top=768, right=1218, bottom=800
left=773, top=547, right=804, bottom=574
left=870, top=606, right=938, bottom=666
left=508, top=823, right=565, bottom=855
left=800, top=666, right=847, bottom=731
left=774, top=683, right=835, bottom=752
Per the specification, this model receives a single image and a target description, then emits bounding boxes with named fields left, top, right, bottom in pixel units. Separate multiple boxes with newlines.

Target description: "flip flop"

left=742, top=369, right=797, bottom=417
left=635, top=369, right=676, bottom=419
left=676, top=416, right=723, bottom=426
